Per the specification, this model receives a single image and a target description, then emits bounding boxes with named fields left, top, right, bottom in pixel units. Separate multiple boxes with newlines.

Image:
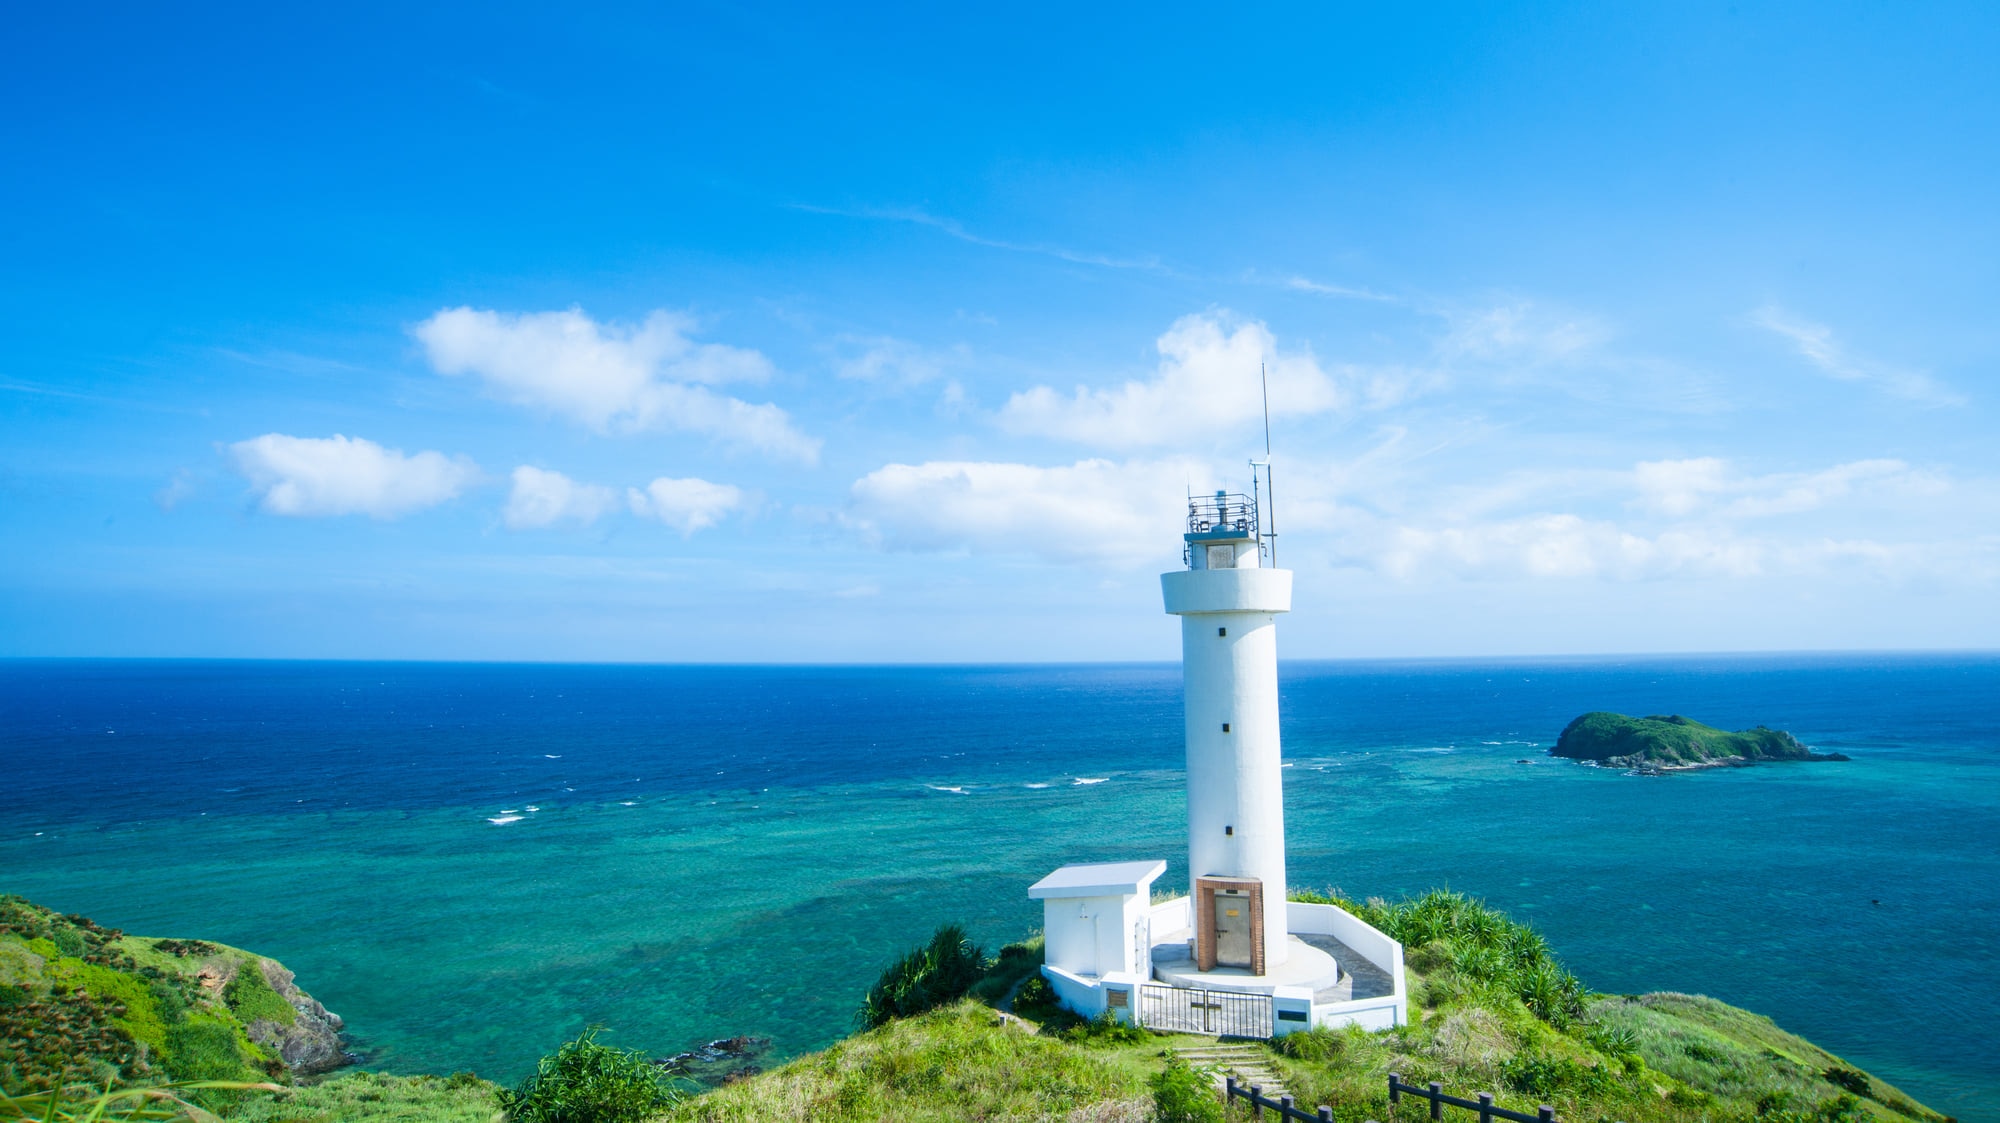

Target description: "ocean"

left=2, top=656, right=1995, bottom=1119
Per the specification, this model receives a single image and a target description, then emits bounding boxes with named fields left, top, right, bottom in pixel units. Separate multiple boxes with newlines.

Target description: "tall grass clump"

left=499, top=1028, right=679, bottom=1123
left=1149, top=1056, right=1221, bottom=1123
left=857, top=924, right=985, bottom=1028
left=1294, top=888, right=1587, bottom=1027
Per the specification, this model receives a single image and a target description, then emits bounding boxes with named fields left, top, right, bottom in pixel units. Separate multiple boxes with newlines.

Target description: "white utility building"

left=1032, top=484, right=1408, bottom=1037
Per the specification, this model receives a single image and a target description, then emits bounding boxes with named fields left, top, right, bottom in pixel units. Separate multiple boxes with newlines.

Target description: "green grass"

left=221, top=1071, right=502, bottom=1123
left=223, top=965, right=296, bottom=1028
left=665, top=1002, right=1148, bottom=1122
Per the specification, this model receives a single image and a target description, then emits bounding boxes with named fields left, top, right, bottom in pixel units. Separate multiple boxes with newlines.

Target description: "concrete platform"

left=1150, top=932, right=1341, bottom=995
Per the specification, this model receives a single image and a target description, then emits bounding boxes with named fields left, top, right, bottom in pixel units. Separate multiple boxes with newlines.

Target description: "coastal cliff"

left=0, top=894, right=347, bottom=1092
left=1552, top=712, right=1849, bottom=772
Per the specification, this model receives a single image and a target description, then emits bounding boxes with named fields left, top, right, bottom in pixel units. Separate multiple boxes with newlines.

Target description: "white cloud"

left=999, top=312, right=1357, bottom=449
left=412, top=306, right=820, bottom=462
left=1632, top=458, right=1733, bottom=517
left=848, top=457, right=1205, bottom=566
left=1753, top=307, right=1962, bottom=406
left=1379, top=516, right=1767, bottom=580
left=627, top=476, right=744, bottom=534
left=1632, top=457, right=1936, bottom=520
left=1349, top=455, right=1980, bottom=583
left=230, top=434, right=477, bottom=519
left=504, top=466, right=617, bottom=530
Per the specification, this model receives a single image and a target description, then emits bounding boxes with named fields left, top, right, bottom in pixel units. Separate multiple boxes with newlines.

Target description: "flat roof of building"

left=1029, top=859, right=1169, bottom=899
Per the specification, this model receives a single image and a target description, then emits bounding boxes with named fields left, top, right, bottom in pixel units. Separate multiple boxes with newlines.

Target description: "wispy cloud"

left=1281, top=275, right=1398, bottom=303
left=790, top=203, right=1169, bottom=272
left=1753, top=307, right=1963, bottom=406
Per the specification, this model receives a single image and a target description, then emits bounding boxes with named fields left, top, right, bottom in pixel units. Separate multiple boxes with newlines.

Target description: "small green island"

left=1550, top=712, right=1850, bottom=773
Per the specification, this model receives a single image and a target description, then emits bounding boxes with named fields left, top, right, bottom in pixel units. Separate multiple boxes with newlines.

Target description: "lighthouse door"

left=1213, top=890, right=1253, bottom=968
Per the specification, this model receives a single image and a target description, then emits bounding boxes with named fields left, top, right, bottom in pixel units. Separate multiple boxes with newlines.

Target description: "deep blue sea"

left=2, top=657, right=1996, bottom=1119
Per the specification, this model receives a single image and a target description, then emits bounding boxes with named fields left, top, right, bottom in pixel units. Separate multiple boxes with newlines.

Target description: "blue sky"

left=3, top=2, right=1995, bottom=661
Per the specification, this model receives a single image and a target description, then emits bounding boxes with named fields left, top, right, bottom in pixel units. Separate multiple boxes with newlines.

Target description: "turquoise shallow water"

left=2, top=657, right=1996, bottom=1119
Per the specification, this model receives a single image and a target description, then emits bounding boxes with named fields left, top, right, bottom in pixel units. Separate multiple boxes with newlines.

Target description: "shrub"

left=856, top=923, right=986, bottom=1029
left=1150, top=1056, right=1221, bottom=1123
left=161, top=1013, right=261, bottom=1082
left=1275, top=1025, right=1344, bottom=1063
left=1013, top=974, right=1058, bottom=1015
left=222, top=962, right=295, bottom=1026
left=1500, top=1053, right=1618, bottom=1098
left=50, top=929, right=86, bottom=959
left=500, top=1027, right=677, bottom=1123
left=1300, top=888, right=1589, bottom=1029
left=968, top=935, right=1044, bottom=1004
left=1059, top=1010, right=1150, bottom=1046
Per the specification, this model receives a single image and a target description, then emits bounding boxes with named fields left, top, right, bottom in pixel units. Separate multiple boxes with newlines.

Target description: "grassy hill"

left=2, top=891, right=1945, bottom=1123
left=1551, top=712, right=1846, bottom=771
left=668, top=889, right=1944, bottom=1123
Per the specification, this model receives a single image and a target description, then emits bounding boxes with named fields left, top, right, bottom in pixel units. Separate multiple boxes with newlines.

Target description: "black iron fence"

left=1224, top=1073, right=1599, bottom=1123
left=1386, top=1074, right=1556, bottom=1122
left=1224, top=1076, right=1337, bottom=1122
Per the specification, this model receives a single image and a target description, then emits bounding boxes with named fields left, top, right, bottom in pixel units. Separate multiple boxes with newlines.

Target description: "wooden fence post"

left=1251, top=1085, right=1263, bottom=1120
left=1428, top=1081, right=1444, bottom=1121
left=1477, top=1091, right=1494, bottom=1123
left=1388, top=1072, right=1401, bottom=1106
left=1319, top=1108, right=1334, bottom=1122
left=1538, top=1107, right=1554, bottom=1122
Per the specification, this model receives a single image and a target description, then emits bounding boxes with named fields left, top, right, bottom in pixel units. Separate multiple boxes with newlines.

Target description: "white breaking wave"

left=487, top=815, right=524, bottom=825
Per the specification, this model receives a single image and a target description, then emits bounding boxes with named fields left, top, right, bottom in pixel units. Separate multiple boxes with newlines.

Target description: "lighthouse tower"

left=1026, top=476, right=1407, bottom=1034
left=1162, top=489, right=1292, bottom=974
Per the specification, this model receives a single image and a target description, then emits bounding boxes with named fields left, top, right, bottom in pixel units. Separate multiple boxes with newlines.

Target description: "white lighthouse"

left=1163, top=489, right=1293, bottom=975
left=1028, top=475, right=1408, bottom=1036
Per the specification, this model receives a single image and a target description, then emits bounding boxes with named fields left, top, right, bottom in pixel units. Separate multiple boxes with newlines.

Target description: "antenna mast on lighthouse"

left=1251, top=362, right=1277, bottom=567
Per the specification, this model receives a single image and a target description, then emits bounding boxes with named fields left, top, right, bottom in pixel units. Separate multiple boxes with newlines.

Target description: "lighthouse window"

left=1225, top=825, right=1233, bottom=836
left=1217, top=627, right=1227, bottom=637
left=1222, top=723, right=1231, bottom=733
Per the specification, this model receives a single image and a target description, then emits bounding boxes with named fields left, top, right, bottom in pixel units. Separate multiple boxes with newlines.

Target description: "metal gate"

left=1138, top=984, right=1273, bottom=1038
